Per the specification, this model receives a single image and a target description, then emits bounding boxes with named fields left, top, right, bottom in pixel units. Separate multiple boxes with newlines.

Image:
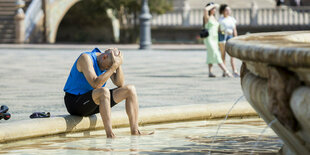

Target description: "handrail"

left=24, top=0, right=43, bottom=41
left=129, top=7, right=310, bottom=27
left=257, top=7, right=310, bottom=26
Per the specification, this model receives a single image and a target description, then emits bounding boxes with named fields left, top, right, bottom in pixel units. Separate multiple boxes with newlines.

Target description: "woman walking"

left=203, top=2, right=232, bottom=77
left=218, top=4, right=239, bottom=77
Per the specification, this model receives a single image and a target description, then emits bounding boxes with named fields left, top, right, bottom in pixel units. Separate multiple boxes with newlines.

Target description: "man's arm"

left=110, top=66, right=125, bottom=87
left=77, top=54, right=118, bottom=89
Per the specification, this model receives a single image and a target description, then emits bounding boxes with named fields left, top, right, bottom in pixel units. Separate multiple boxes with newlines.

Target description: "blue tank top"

left=63, top=48, right=106, bottom=95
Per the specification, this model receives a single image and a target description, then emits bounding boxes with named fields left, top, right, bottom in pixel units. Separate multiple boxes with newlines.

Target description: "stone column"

left=182, top=0, right=191, bottom=26
left=106, top=9, right=120, bottom=43
left=250, top=1, right=258, bottom=26
left=42, top=0, right=47, bottom=43
left=139, top=0, right=152, bottom=50
left=15, top=0, right=25, bottom=44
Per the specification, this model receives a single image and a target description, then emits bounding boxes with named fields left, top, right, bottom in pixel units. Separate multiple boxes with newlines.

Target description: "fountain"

left=226, top=31, right=310, bottom=154
left=251, top=119, right=278, bottom=155
left=209, top=95, right=244, bottom=155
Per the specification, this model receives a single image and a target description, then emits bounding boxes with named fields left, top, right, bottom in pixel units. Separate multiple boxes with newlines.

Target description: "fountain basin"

left=0, top=102, right=255, bottom=143
left=226, top=31, right=310, bottom=155
left=0, top=118, right=281, bottom=154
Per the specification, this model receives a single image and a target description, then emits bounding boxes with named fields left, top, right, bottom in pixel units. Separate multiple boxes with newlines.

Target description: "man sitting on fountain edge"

left=63, top=47, right=149, bottom=138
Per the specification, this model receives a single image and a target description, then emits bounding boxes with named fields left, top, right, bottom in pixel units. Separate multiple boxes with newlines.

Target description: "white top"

left=219, top=16, right=237, bottom=35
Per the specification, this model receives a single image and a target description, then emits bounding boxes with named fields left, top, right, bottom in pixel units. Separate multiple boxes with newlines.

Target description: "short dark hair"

left=219, top=4, right=228, bottom=14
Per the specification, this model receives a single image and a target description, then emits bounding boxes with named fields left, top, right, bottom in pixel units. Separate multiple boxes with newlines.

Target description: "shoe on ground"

left=209, top=73, right=216, bottom=78
left=223, top=72, right=233, bottom=78
left=233, top=72, right=240, bottom=78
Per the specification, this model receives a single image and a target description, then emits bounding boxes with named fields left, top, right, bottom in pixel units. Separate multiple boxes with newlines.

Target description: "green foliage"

left=149, top=0, right=173, bottom=14
left=62, top=0, right=173, bottom=26
left=59, top=0, right=111, bottom=26
left=93, top=0, right=173, bottom=14
left=57, top=0, right=173, bottom=43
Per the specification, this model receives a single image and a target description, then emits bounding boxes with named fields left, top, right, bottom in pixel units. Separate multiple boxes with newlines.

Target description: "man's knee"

left=97, top=87, right=110, bottom=99
left=125, top=84, right=136, bottom=95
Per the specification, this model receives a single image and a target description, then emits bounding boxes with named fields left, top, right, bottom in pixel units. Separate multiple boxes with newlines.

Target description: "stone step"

left=0, top=8, right=16, bottom=13
left=0, top=13, right=14, bottom=16
left=0, top=6, right=16, bottom=11
left=0, top=38, right=15, bottom=43
left=0, top=24, right=14, bottom=27
left=0, top=29, right=15, bottom=33
left=0, top=3, right=16, bottom=7
left=0, top=2, right=16, bottom=4
left=0, top=37, right=15, bottom=42
left=0, top=26, right=14, bottom=30
left=0, top=35, right=15, bottom=40
left=0, top=0, right=17, bottom=44
left=0, top=24, right=15, bottom=28
left=0, top=37, right=15, bottom=41
left=0, top=33, right=15, bottom=37
left=0, top=35, right=14, bottom=39
left=0, top=20, right=14, bottom=24
left=0, top=24, right=14, bottom=29
left=0, top=11, right=15, bottom=16
left=0, top=1, right=17, bottom=4
left=0, top=28, right=15, bottom=33
left=0, top=0, right=16, bottom=2
left=0, top=16, right=14, bottom=20
left=0, top=24, right=14, bottom=28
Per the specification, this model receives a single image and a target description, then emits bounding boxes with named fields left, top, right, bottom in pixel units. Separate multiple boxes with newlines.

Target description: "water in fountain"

left=208, top=95, right=244, bottom=155
left=251, top=119, right=278, bottom=155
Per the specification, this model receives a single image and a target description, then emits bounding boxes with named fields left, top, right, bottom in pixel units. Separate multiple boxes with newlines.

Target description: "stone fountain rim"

left=226, top=31, right=310, bottom=68
left=0, top=102, right=256, bottom=143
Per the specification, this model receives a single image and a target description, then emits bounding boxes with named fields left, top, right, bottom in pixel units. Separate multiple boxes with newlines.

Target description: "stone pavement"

left=0, top=47, right=245, bottom=121
left=0, top=44, right=206, bottom=50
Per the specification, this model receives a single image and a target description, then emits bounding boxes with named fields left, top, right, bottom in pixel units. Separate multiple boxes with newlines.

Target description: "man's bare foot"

left=131, top=130, right=155, bottom=135
left=106, top=132, right=116, bottom=138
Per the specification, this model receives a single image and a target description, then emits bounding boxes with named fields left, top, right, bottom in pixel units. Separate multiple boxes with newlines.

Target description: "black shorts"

left=64, top=89, right=117, bottom=116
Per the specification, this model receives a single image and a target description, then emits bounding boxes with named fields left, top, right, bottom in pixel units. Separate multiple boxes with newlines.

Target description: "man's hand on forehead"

left=105, top=48, right=123, bottom=68
left=105, top=48, right=120, bottom=56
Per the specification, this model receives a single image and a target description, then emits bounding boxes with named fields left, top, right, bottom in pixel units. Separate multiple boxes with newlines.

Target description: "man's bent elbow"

left=91, top=82, right=103, bottom=89
left=91, top=78, right=106, bottom=89
left=117, top=82, right=125, bottom=88
left=92, top=84, right=101, bottom=89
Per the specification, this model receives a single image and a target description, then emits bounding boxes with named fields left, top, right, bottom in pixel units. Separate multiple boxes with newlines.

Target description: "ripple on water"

left=0, top=118, right=283, bottom=154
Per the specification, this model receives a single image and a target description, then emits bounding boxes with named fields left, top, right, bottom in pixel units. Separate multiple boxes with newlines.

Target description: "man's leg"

left=112, top=84, right=140, bottom=135
left=92, top=87, right=115, bottom=138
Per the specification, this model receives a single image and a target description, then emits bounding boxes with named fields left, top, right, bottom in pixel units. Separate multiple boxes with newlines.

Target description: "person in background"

left=293, top=0, right=301, bottom=6
left=203, top=2, right=232, bottom=78
left=218, top=4, right=240, bottom=77
left=276, top=0, right=285, bottom=7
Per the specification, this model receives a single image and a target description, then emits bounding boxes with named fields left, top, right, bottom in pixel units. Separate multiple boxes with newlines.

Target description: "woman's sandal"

left=223, top=71, right=233, bottom=77
left=209, top=73, right=216, bottom=78
left=233, top=72, right=240, bottom=77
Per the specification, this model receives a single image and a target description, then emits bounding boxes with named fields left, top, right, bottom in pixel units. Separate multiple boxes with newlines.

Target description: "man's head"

left=98, top=48, right=120, bottom=70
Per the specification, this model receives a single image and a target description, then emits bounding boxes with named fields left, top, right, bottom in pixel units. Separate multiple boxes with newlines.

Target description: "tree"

left=58, top=0, right=173, bottom=43
left=102, top=0, right=173, bottom=28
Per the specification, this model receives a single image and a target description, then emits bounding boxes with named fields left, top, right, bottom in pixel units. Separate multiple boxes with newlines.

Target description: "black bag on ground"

left=200, top=28, right=209, bottom=38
